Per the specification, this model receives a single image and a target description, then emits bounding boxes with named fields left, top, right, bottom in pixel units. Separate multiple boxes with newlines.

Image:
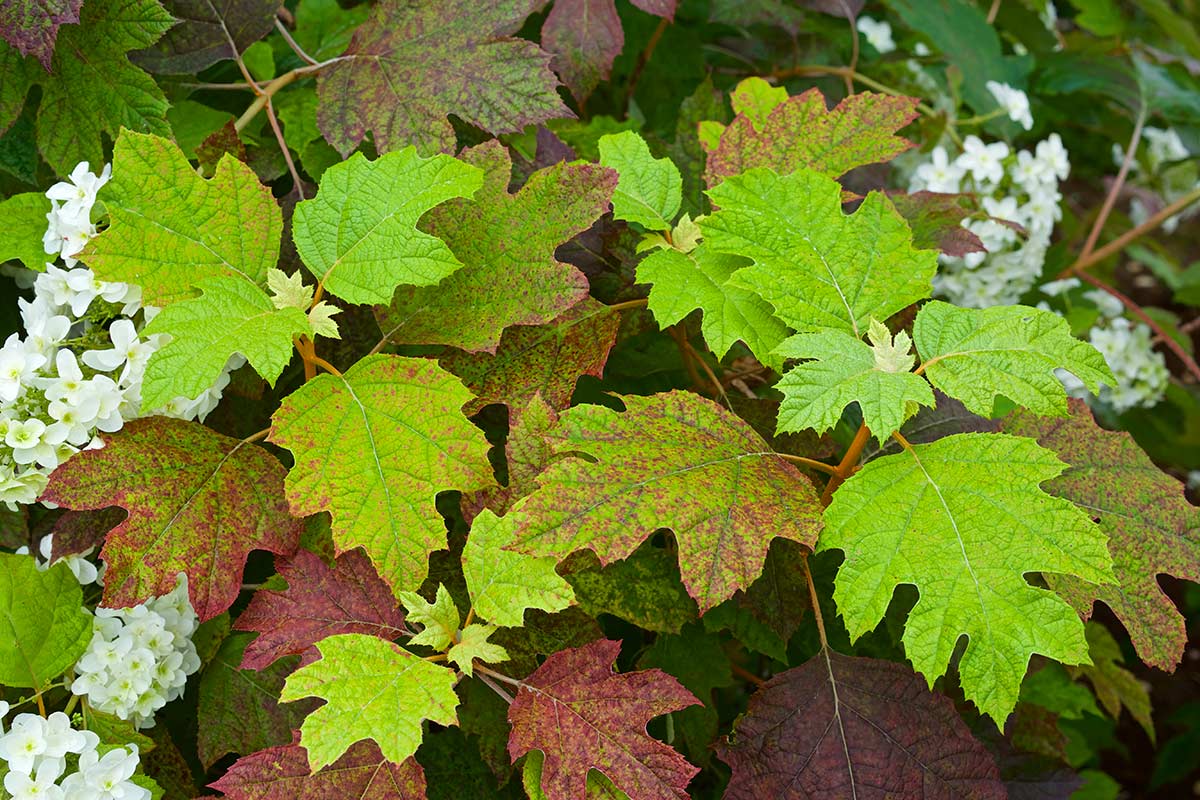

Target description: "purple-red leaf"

left=508, top=639, right=700, bottom=800
left=0, top=0, right=80, bottom=68
left=542, top=0, right=624, bottom=102
left=209, top=739, right=426, bottom=799
left=716, top=650, right=1006, bottom=799
left=888, top=190, right=987, bottom=257
left=132, top=0, right=279, bottom=74
left=41, top=417, right=301, bottom=620
left=235, top=548, right=407, bottom=670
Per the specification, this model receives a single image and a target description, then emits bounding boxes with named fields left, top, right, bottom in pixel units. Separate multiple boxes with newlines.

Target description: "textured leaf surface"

left=0, top=554, right=92, bottom=688
left=198, top=633, right=314, bottom=767
left=774, top=325, right=934, bottom=441
left=31, top=0, right=173, bottom=175
left=1004, top=400, right=1200, bottom=671
left=637, top=244, right=788, bottom=365
left=282, top=633, right=459, bottom=770
left=269, top=355, right=494, bottom=597
left=1071, top=622, right=1154, bottom=741
left=400, top=584, right=460, bottom=651
left=315, top=0, right=571, bottom=156
left=42, top=417, right=301, bottom=620
left=598, top=130, right=681, bottom=231
left=83, top=131, right=282, bottom=306
left=701, top=166, right=937, bottom=337
left=140, top=277, right=309, bottom=410
left=447, top=624, right=508, bottom=676
left=441, top=297, right=620, bottom=415
left=0, top=191, right=51, bottom=270
left=509, top=391, right=822, bottom=612
left=523, top=749, right=631, bottom=800
left=508, top=639, right=700, bottom=800
left=914, top=301, right=1114, bottom=418
left=235, top=548, right=407, bottom=670
left=716, top=651, right=1006, bottom=799
left=464, top=509, right=574, bottom=627
left=0, top=0, right=79, bottom=67
left=541, top=0, right=623, bottom=102
left=209, top=739, right=427, bottom=799
left=564, top=545, right=698, bottom=635
left=378, top=141, right=615, bottom=352
left=704, top=85, right=917, bottom=183
left=822, top=433, right=1114, bottom=723
left=132, top=0, right=278, bottom=73
left=292, top=148, right=482, bottom=305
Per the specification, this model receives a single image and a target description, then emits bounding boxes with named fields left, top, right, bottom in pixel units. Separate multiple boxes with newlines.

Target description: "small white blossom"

left=986, top=80, right=1034, bottom=130
left=857, top=16, right=895, bottom=54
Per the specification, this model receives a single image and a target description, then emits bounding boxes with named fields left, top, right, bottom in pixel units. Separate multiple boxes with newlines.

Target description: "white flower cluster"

left=909, top=133, right=1070, bottom=308
left=70, top=575, right=201, bottom=729
left=0, top=162, right=240, bottom=509
left=986, top=81, right=1033, bottom=131
left=0, top=705, right=148, bottom=800
left=15, top=533, right=101, bottom=586
left=1115, top=126, right=1199, bottom=234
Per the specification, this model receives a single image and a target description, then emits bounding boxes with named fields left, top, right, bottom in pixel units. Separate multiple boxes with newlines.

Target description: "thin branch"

left=275, top=17, right=319, bottom=66
left=683, top=337, right=732, bottom=409
left=265, top=97, right=305, bottom=200
left=802, top=555, right=829, bottom=650
left=1065, top=184, right=1200, bottom=276
left=476, top=671, right=515, bottom=704
left=843, top=3, right=858, bottom=95
left=891, top=430, right=913, bottom=451
left=309, top=353, right=342, bottom=378
left=235, top=58, right=343, bottom=132
left=604, top=297, right=649, bottom=313
left=1081, top=106, right=1146, bottom=262
left=986, top=0, right=1002, bottom=24
left=242, top=427, right=271, bottom=444
left=731, top=662, right=766, bottom=688
left=776, top=452, right=839, bottom=475
left=475, top=664, right=524, bottom=688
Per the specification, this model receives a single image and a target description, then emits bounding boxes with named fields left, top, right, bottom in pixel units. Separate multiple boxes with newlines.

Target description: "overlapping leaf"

left=701, top=166, right=938, bottom=337
left=42, top=416, right=302, bottom=620
left=400, top=584, right=459, bottom=651
left=822, top=433, right=1114, bottom=722
left=914, top=301, right=1114, bottom=417
left=703, top=83, right=918, bottom=183
left=83, top=131, right=283, bottom=306
left=598, top=130, right=681, bottom=231
left=268, top=354, right=495, bottom=597
left=132, top=0, right=279, bottom=73
left=315, top=0, right=572, bottom=156
left=1004, top=400, right=1200, bottom=671
left=291, top=148, right=482, bottom=306
left=447, top=624, right=508, bottom=676
left=210, top=739, right=427, bottom=799
left=716, top=651, right=1006, bottom=798
left=235, top=549, right=407, bottom=670
left=0, top=0, right=80, bottom=68
left=378, top=141, right=615, bottom=352
left=0, top=554, right=92, bottom=688
left=280, top=633, right=459, bottom=770
left=508, top=639, right=700, bottom=800
left=1071, top=622, right=1155, bottom=740
left=509, top=390, right=822, bottom=612
left=463, top=509, right=574, bottom=627
left=0, top=191, right=50, bottom=270
left=564, top=545, right=698, bottom=635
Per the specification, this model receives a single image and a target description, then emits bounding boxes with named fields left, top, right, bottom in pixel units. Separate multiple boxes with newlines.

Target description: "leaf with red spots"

left=234, top=548, right=407, bottom=670
left=508, top=391, right=822, bottom=612
left=1003, top=400, right=1200, bottom=671
left=41, top=416, right=302, bottom=621
left=716, top=650, right=1007, bottom=799
left=0, top=0, right=81, bottom=68
left=268, top=354, right=495, bottom=598
left=209, top=739, right=427, bottom=799
left=703, top=82, right=918, bottom=184
left=377, top=141, right=616, bottom=353
left=315, top=0, right=572, bottom=157
left=508, top=639, right=700, bottom=800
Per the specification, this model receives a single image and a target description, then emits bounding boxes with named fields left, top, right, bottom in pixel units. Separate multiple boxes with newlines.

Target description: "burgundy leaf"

left=210, top=739, right=426, bottom=799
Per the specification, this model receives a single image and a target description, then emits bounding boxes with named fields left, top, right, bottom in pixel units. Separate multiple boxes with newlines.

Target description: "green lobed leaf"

left=399, top=584, right=460, bottom=651
left=0, top=554, right=93, bottom=688
left=597, top=130, right=682, bottom=231
left=377, top=140, right=615, bottom=352
left=1072, top=622, right=1155, bottom=742
left=314, top=0, right=572, bottom=156
left=447, top=624, right=508, bottom=677
left=774, top=322, right=935, bottom=441
left=0, top=191, right=51, bottom=271
left=914, top=301, right=1114, bottom=418
left=82, top=130, right=283, bottom=306
left=563, top=544, right=698, bottom=635
left=701, top=166, right=938, bottom=337
left=280, top=633, right=459, bottom=771
left=140, top=277, right=310, bottom=411
left=822, top=433, right=1115, bottom=723
left=637, top=243, right=789, bottom=366
left=462, top=509, right=574, bottom=628
left=291, top=148, right=482, bottom=306
left=728, top=76, right=788, bottom=129
left=268, top=354, right=495, bottom=598
left=509, top=390, right=822, bottom=612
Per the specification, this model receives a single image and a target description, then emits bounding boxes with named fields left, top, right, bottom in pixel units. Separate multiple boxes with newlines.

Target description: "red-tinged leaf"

left=209, top=739, right=426, bottom=799
left=50, top=507, right=122, bottom=560
left=235, top=549, right=407, bottom=670
left=542, top=0, right=623, bottom=102
left=132, top=0, right=278, bottom=73
left=1003, top=400, right=1200, bottom=671
left=704, top=87, right=918, bottom=184
left=377, top=141, right=616, bottom=353
left=715, top=650, right=1006, bottom=799
left=465, top=394, right=560, bottom=521
left=508, top=391, right=822, bottom=612
left=0, top=0, right=81, bottom=68
left=196, top=120, right=248, bottom=175
left=440, top=297, right=621, bottom=415
left=508, top=639, right=701, bottom=800
left=315, top=0, right=572, bottom=157
left=41, top=417, right=302, bottom=620
left=630, top=0, right=676, bottom=17
left=889, top=191, right=986, bottom=257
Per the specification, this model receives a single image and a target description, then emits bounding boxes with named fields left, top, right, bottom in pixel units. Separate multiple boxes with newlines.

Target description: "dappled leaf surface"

left=508, top=639, right=700, bottom=800
left=889, top=191, right=987, bottom=257
left=209, top=739, right=427, bottom=799
left=0, top=0, right=79, bottom=68
left=716, top=651, right=1006, bottom=799
left=463, top=509, right=574, bottom=627
left=42, top=416, right=301, bottom=620
left=132, top=0, right=278, bottom=73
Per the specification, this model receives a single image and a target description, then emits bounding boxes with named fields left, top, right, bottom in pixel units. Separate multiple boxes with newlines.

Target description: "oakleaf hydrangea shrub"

left=2, top=1, right=1200, bottom=798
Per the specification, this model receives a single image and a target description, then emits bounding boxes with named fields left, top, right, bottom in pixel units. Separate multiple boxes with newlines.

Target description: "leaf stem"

left=476, top=672, right=515, bottom=705
left=265, top=97, right=306, bottom=199
left=309, top=353, right=342, bottom=378
left=820, top=422, right=871, bottom=506
left=891, top=431, right=913, bottom=451
left=730, top=661, right=766, bottom=687
left=423, top=653, right=448, bottom=662
left=604, top=297, right=649, bottom=313
left=234, top=58, right=342, bottom=133
left=462, top=608, right=475, bottom=629
left=802, top=555, right=829, bottom=650
left=474, top=664, right=524, bottom=688
left=776, top=452, right=839, bottom=476
left=1063, top=184, right=1200, bottom=277
left=275, top=17, right=319, bottom=66
left=1081, top=106, right=1146, bottom=264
